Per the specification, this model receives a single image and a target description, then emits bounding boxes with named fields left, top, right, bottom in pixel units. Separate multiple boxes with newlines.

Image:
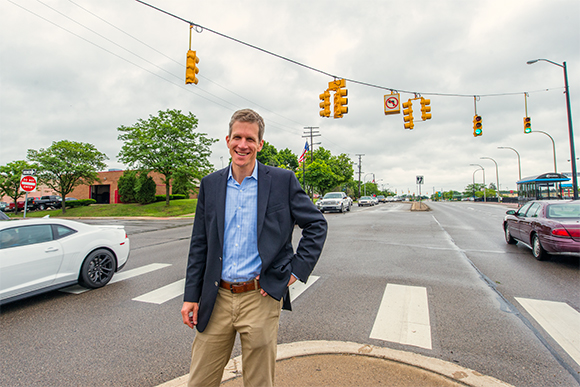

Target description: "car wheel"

left=532, top=234, right=549, bottom=261
left=504, top=224, right=517, bottom=245
left=79, top=249, right=117, bottom=289
left=339, top=205, right=344, bottom=213
left=39, top=204, right=46, bottom=211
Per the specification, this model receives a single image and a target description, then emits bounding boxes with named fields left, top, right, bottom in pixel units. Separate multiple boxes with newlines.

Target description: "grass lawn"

left=8, top=199, right=197, bottom=218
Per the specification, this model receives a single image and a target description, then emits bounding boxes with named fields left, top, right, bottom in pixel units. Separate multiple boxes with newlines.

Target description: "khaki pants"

left=188, top=287, right=282, bottom=387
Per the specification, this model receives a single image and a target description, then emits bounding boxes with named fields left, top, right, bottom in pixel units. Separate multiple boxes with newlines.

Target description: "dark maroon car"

left=503, top=200, right=580, bottom=260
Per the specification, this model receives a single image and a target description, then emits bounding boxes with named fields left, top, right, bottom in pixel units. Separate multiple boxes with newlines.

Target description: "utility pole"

left=355, top=154, right=365, bottom=198
left=302, top=127, right=320, bottom=199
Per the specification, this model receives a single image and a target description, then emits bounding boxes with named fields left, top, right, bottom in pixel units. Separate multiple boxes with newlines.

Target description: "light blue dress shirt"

left=221, top=164, right=261, bottom=283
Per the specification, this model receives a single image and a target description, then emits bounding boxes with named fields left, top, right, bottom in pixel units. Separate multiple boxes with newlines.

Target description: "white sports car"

left=0, top=218, right=130, bottom=304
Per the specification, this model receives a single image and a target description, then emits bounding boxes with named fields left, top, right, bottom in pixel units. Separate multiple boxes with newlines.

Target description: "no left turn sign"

left=384, top=93, right=400, bottom=115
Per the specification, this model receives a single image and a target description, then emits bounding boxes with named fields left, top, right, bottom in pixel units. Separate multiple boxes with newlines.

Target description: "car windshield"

left=360, top=196, right=371, bottom=200
left=324, top=193, right=342, bottom=199
left=546, top=203, right=580, bottom=219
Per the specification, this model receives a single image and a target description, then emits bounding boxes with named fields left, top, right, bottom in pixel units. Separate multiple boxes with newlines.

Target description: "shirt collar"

left=228, top=162, right=259, bottom=182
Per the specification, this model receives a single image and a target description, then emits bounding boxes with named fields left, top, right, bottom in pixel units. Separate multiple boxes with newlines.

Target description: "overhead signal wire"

left=9, top=0, right=304, bottom=138
left=65, top=0, right=307, bottom=132
left=135, top=1, right=564, bottom=99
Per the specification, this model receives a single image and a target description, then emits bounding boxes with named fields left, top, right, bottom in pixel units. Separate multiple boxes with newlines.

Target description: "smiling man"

left=181, top=109, right=327, bottom=387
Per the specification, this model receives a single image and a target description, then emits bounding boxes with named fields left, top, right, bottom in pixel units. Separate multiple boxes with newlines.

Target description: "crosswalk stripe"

left=289, top=275, right=320, bottom=302
left=516, top=297, right=580, bottom=365
left=109, top=263, right=172, bottom=284
left=133, top=279, right=186, bottom=304
left=60, top=263, right=172, bottom=294
left=370, top=283, right=432, bottom=350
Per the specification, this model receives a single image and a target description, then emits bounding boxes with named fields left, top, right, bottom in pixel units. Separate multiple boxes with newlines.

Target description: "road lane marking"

left=109, top=263, right=172, bottom=284
left=60, top=263, right=172, bottom=294
left=133, top=279, right=185, bottom=304
left=370, top=283, right=432, bottom=350
left=130, top=274, right=321, bottom=305
left=516, top=297, right=580, bottom=365
left=289, top=275, right=320, bottom=302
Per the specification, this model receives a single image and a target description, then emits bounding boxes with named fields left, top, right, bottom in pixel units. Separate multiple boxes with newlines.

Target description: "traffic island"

left=158, top=341, right=514, bottom=387
left=411, top=201, right=430, bottom=211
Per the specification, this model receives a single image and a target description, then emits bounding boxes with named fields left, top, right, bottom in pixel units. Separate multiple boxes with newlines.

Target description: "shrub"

left=155, top=194, right=187, bottom=202
left=118, top=170, right=138, bottom=203
left=135, top=173, right=156, bottom=204
left=66, top=199, right=96, bottom=208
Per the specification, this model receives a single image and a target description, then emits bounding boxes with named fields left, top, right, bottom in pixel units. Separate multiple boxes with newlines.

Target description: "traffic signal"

left=420, top=97, right=431, bottom=121
left=319, top=90, right=331, bottom=117
left=524, top=117, right=532, bottom=133
left=403, top=100, right=414, bottom=129
left=186, top=50, right=199, bottom=84
left=334, top=88, right=348, bottom=118
left=473, top=115, right=483, bottom=136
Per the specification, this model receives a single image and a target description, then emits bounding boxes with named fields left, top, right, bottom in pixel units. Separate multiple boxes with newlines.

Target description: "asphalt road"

left=0, top=202, right=578, bottom=386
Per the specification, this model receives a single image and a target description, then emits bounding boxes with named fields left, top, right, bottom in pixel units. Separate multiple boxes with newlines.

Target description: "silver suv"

left=316, top=192, right=351, bottom=213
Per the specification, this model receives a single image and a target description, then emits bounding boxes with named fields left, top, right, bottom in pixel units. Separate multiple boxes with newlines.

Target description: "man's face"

left=226, top=121, right=264, bottom=171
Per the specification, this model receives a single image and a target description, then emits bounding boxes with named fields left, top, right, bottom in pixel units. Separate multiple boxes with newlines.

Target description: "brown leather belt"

left=220, top=279, right=261, bottom=294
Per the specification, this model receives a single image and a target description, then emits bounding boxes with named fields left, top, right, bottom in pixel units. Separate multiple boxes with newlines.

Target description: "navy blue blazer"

left=184, top=161, right=327, bottom=332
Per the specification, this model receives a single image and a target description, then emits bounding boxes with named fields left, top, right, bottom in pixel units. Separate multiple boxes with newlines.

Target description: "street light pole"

left=470, top=163, right=486, bottom=202
left=363, top=173, right=374, bottom=196
left=498, top=146, right=522, bottom=181
left=530, top=130, right=557, bottom=173
left=527, top=59, right=578, bottom=199
left=481, top=157, right=500, bottom=201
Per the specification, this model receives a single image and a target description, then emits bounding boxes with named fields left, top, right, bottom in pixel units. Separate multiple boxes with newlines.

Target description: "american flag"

left=298, top=141, right=309, bottom=163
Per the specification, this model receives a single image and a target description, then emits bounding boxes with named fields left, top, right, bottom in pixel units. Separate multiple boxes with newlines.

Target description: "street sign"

left=20, top=175, right=37, bottom=192
left=22, top=169, right=37, bottom=175
left=416, top=175, right=424, bottom=185
left=384, top=93, right=400, bottom=115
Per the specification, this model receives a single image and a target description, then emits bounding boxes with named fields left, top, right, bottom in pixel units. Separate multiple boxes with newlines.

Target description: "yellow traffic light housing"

left=186, top=50, right=199, bottom=85
left=420, top=97, right=431, bottom=121
left=334, top=88, right=348, bottom=118
left=319, top=90, right=331, bottom=117
left=524, top=117, right=532, bottom=134
left=473, top=115, right=483, bottom=136
left=327, top=79, right=348, bottom=118
left=403, top=100, right=414, bottom=129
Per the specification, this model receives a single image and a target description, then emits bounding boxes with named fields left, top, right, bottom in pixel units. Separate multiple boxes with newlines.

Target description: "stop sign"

left=20, top=175, right=37, bottom=192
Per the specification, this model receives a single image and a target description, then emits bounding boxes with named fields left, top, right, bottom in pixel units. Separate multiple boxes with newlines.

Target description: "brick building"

left=2, top=170, right=186, bottom=204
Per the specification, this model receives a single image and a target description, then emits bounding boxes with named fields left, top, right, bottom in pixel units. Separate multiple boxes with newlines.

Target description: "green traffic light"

left=475, top=128, right=482, bottom=135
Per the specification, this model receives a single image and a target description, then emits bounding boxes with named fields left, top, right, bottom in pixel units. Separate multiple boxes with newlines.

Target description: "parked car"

left=7, top=201, right=25, bottom=212
left=358, top=196, right=374, bottom=206
left=377, top=195, right=386, bottom=203
left=0, top=218, right=130, bottom=304
left=503, top=200, right=580, bottom=260
left=316, top=192, right=351, bottom=213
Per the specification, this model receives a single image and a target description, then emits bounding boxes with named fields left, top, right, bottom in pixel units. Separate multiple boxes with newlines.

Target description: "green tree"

left=27, top=140, right=108, bottom=214
left=117, top=109, right=217, bottom=206
left=0, top=160, right=35, bottom=214
left=172, top=169, right=197, bottom=197
left=118, top=170, right=138, bottom=203
left=276, top=148, right=299, bottom=171
left=256, top=141, right=279, bottom=167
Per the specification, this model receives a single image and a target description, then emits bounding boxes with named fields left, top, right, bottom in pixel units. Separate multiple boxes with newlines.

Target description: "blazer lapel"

left=216, top=167, right=228, bottom=249
left=257, top=162, right=271, bottom=239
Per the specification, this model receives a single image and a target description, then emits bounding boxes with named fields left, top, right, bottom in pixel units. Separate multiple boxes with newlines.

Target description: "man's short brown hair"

left=229, top=109, right=265, bottom=141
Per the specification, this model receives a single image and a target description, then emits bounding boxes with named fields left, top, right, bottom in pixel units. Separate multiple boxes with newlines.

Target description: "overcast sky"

left=1, top=0, right=578, bottom=195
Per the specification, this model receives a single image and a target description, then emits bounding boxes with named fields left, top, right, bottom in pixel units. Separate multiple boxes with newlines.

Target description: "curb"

left=157, top=340, right=514, bottom=387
